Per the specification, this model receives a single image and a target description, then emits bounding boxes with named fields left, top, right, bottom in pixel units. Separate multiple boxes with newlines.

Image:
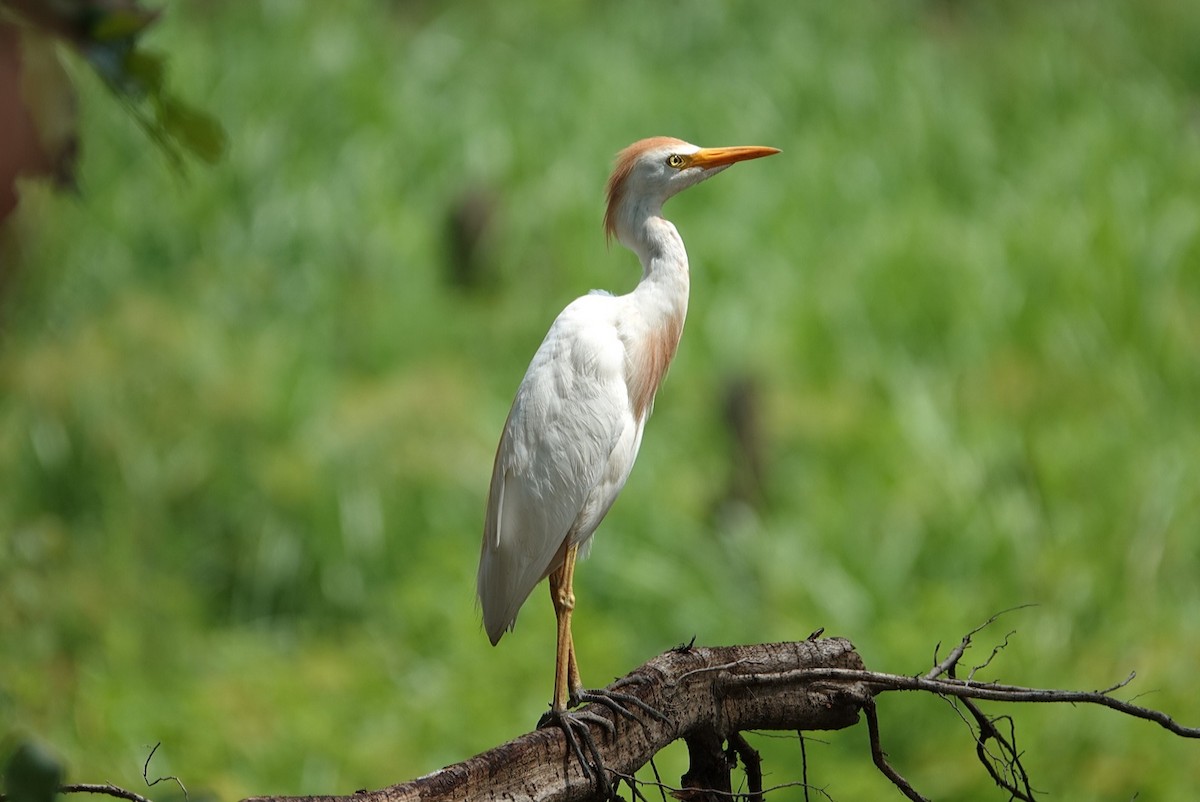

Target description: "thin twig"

left=966, top=629, right=1016, bottom=684
left=7, top=743, right=188, bottom=802
left=668, top=659, right=761, bottom=688
left=960, top=699, right=1035, bottom=800
left=620, top=773, right=652, bottom=802
left=926, top=604, right=1036, bottom=681
left=726, top=668, right=1200, bottom=738
left=608, top=771, right=830, bottom=802
left=797, top=732, right=810, bottom=802
left=1099, top=672, right=1137, bottom=695
left=648, top=757, right=668, bottom=802
left=863, top=699, right=929, bottom=802
left=61, top=785, right=155, bottom=802
left=142, top=743, right=188, bottom=801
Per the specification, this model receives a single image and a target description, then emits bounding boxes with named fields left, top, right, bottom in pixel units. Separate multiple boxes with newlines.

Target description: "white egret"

left=477, top=136, right=779, bottom=759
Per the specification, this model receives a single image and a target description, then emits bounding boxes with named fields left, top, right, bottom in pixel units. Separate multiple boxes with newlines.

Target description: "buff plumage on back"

left=603, top=136, right=688, bottom=243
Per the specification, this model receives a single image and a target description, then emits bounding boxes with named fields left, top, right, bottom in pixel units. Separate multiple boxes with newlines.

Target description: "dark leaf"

left=90, top=9, right=160, bottom=42
left=3, top=740, right=65, bottom=802
left=155, top=96, right=228, bottom=164
left=123, top=48, right=165, bottom=94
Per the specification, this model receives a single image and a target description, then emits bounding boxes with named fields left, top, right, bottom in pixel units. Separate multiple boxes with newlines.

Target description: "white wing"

left=477, top=293, right=645, bottom=644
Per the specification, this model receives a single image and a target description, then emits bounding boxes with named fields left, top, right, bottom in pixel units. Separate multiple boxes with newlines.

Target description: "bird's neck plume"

left=625, top=214, right=689, bottom=422
left=602, top=138, right=692, bottom=327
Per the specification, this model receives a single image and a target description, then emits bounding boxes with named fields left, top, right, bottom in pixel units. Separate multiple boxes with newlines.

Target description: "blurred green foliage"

left=2, top=0, right=226, bottom=169
left=2, top=0, right=1199, bottom=800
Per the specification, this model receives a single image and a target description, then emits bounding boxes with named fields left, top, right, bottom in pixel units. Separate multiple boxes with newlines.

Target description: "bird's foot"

left=537, top=707, right=616, bottom=799
left=536, top=677, right=669, bottom=798
left=570, top=676, right=670, bottom=729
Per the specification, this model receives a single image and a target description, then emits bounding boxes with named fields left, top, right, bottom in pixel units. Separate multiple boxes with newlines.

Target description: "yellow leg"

left=543, top=542, right=665, bottom=790
left=567, top=628, right=582, bottom=699
left=548, top=543, right=579, bottom=712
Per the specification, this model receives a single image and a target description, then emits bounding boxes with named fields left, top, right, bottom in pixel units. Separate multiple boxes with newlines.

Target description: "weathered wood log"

left=243, top=637, right=868, bottom=802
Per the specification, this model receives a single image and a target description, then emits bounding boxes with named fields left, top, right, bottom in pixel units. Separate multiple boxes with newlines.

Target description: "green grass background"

left=3, top=1, right=1200, bottom=799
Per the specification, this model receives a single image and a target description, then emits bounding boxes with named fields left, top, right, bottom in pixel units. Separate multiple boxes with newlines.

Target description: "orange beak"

left=688, top=145, right=780, bottom=169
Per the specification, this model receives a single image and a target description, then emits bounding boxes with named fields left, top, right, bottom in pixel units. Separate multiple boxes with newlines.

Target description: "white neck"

left=627, top=215, right=690, bottom=302
left=618, top=213, right=690, bottom=421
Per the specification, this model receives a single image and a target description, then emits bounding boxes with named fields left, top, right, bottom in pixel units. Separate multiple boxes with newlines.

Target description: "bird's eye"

left=666, top=154, right=686, bottom=169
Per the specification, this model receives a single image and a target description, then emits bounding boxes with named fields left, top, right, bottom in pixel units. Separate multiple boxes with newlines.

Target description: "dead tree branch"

left=245, top=638, right=867, bottom=802
left=739, top=666, right=1199, bottom=739
left=235, top=630, right=1197, bottom=802
left=21, top=626, right=1193, bottom=802
left=59, top=785, right=157, bottom=802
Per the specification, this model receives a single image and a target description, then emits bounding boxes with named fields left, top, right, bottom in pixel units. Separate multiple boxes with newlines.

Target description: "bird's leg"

left=560, top=548, right=669, bottom=729
left=539, top=545, right=615, bottom=796
left=566, top=620, right=582, bottom=701
left=550, top=543, right=578, bottom=714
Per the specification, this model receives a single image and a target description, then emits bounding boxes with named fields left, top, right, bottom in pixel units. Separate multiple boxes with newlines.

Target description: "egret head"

left=603, top=137, right=779, bottom=246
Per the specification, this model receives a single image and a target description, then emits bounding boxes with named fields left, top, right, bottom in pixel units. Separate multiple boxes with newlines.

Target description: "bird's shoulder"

left=530, top=293, right=628, bottom=364
left=555, top=290, right=622, bottom=322
left=503, top=292, right=633, bottom=437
